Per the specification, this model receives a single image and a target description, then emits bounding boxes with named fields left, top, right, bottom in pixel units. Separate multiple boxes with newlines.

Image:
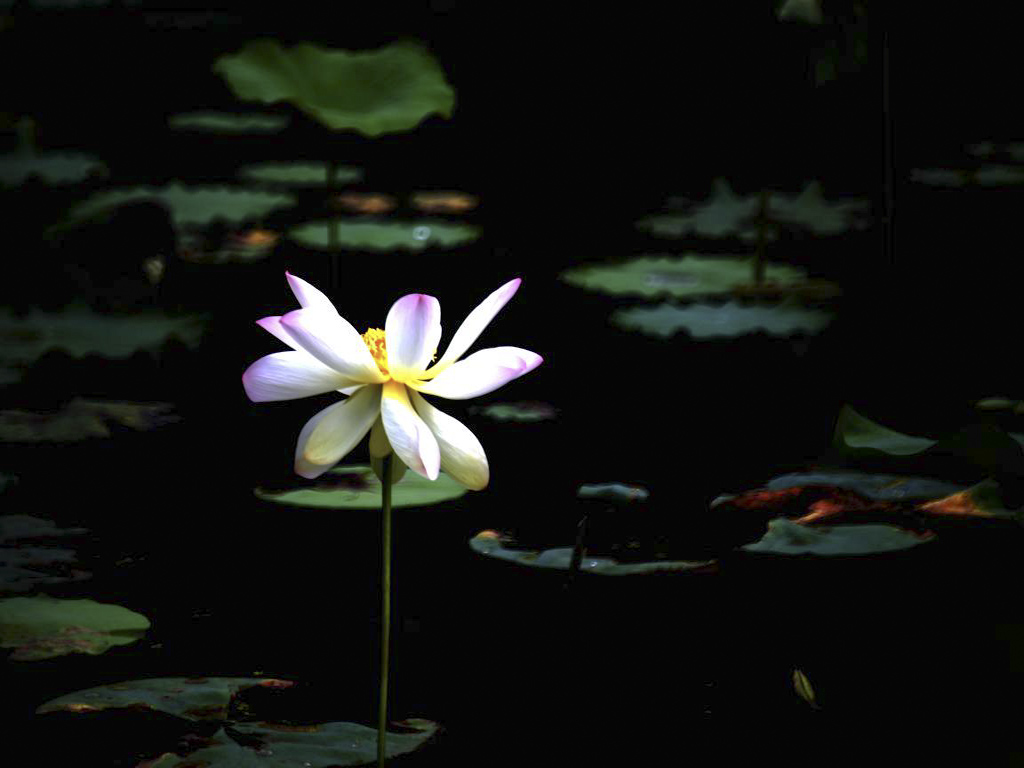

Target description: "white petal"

left=411, top=346, right=542, bottom=400
left=380, top=381, right=440, bottom=480
left=410, top=391, right=488, bottom=490
left=427, top=278, right=521, bottom=376
left=286, top=272, right=338, bottom=313
left=243, top=351, right=361, bottom=402
left=384, top=293, right=442, bottom=381
left=294, top=386, right=381, bottom=478
left=281, top=307, right=386, bottom=383
left=255, top=316, right=301, bottom=350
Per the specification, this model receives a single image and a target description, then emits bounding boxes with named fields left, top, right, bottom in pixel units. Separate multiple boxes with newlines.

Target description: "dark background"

left=3, top=1, right=1024, bottom=764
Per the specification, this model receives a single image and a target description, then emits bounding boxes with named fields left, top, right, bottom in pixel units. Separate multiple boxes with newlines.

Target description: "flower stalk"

left=378, top=452, right=393, bottom=767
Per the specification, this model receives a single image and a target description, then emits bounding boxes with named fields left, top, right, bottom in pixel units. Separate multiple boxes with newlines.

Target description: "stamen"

left=362, top=328, right=389, bottom=375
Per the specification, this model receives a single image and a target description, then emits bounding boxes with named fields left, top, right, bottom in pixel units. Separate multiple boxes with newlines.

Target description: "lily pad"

left=168, top=111, right=290, bottom=134
left=0, top=514, right=91, bottom=594
left=769, top=181, right=871, bottom=236
left=740, top=518, right=933, bottom=556
left=213, top=39, right=455, bottom=136
left=144, top=719, right=438, bottom=767
left=833, top=405, right=937, bottom=457
left=637, top=179, right=761, bottom=241
left=612, top=300, right=833, bottom=339
left=916, top=478, right=1024, bottom=520
left=467, top=401, right=557, bottom=423
left=37, top=677, right=295, bottom=720
left=0, top=399, right=179, bottom=443
left=288, top=219, right=479, bottom=251
left=765, top=471, right=965, bottom=502
left=0, top=149, right=105, bottom=188
left=410, top=190, right=479, bottom=213
left=0, top=307, right=206, bottom=385
left=469, top=531, right=715, bottom=576
left=68, top=183, right=296, bottom=229
left=238, top=161, right=363, bottom=187
left=0, top=596, right=149, bottom=661
left=911, top=165, right=1024, bottom=188
left=560, top=254, right=807, bottom=300
left=255, top=464, right=467, bottom=509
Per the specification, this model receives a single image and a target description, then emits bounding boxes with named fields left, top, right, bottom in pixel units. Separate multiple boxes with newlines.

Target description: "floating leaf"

left=238, top=161, right=362, bottom=187
left=576, top=483, right=649, bottom=503
left=1, top=512, right=91, bottom=593
left=470, top=531, right=715, bottom=576
left=911, top=165, right=1024, bottom=188
left=778, top=0, right=823, bottom=24
left=0, top=147, right=104, bottom=188
left=410, top=190, right=478, bottom=213
left=147, top=719, right=438, bottom=767
left=613, top=300, right=833, bottom=339
left=769, top=181, right=871, bottom=236
left=0, top=399, right=179, bottom=443
left=740, top=518, right=932, bottom=556
left=68, top=183, right=296, bottom=229
left=975, top=397, right=1021, bottom=413
left=637, top=179, right=762, bottom=241
left=255, top=464, right=466, bottom=509
left=37, top=677, right=294, bottom=720
left=467, top=401, right=557, bottom=423
left=792, top=669, right=820, bottom=709
left=765, top=471, right=964, bottom=502
left=0, top=596, right=149, bottom=661
left=917, top=478, right=1023, bottom=520
left=288, top=219, right=479, bottom=252
left=833, top=405, right=937, bottom=457
left=0, top=515, right=87, bottom=541
left=213, top=39, right=455, bottom=136
left=561, top=254, right=807, bottom=300
left=168, top=111, right=290, bottom=134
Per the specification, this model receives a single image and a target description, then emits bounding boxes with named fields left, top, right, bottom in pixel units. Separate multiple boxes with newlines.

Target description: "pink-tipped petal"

left=411, top=346, right=542, bottom=400
left=380, top=381, right=440, bottom=480
left=294, top=385, right=381, bottom=478
left=427, top=278, right=521, bottom=376
left=286, top=272, right=338, bottom=313
left=385, top=293, right=442, bottom=380
left=280, top=307, right=386, bottom=384
left=243, top=351, right=361, bottom=403
left=256, top=316, right=300, bottom=350
left=410, top=391, right=489, bottom=490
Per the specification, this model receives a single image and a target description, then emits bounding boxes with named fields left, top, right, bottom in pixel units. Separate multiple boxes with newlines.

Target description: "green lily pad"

left=168, top=111, right=290, bottom=134
left=769, top=181, right=871, bottom=236
left=975, top=397, right=1021, bottom=413
left=833, top=405, right=937, bottom=457
left=0, top=596, right=149, bottom=661
left=740, top=518, right=933, bottom=556
left=0, top=515, right=87, bottom=541
left=467, top=401, right=557, bottom=423
left=238, top=161, right=363, bottom=187
left=612, top=300, right=833, bottom=339
left=0, top=149, right=105, bottom=188
left=37, top=677, right=295, bottom=720
left=777, top=0, right=823, bottom=24
left=764, top=471, right=965, bottom=502
left=1, top=515, right=90, bottom=593
left=68, top=183, right=296, bottom=229
left=560, top=254, right=807, bottom=300
left=288, top=219, right=479, bottom=251
left=576, top=483, right=649, bottom=503
left=0, top=308, right=207, bottom=385
left=0, top=398, right=178, bottom=443
left=213, top=39, right=455, bottom=136
left=911, top=165, right=1024, bottom=188
left=255, top=464, right=467, bottom=509
left=144, top=719, right=438, bottom=767
left=469, top=531, right=715, bottom=576
left=915, top=478, right=1024, bottom=520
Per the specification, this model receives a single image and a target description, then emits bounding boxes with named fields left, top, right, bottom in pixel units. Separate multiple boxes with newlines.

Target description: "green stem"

left=378, top=453, right=393, bottom=768
left=565, top=508, right=593, bottom=590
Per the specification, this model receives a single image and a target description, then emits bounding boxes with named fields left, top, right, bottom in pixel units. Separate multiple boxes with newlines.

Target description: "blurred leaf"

left=0, top=149, right=105, bottom=188
left=213, top=39, right=455, bottom=136
left=0, top=399, right=178, bottom=443
left=613, top=300, right=832, bottom=339
left=740, top=518, right=932, bottom=556
left=918, top=478, right=1024, bottom=520
left=792, top=669, right=820, bottom=709
left=410, top=190, right=478, bottom=213
left=764, top=471, right=964, bottom=502
left=911, top=165, right=1024, bottom=188
left=255, top=464, right=466, bottom=509
left=467, top=401, right=557, bottom=423
left=0, top=596, right=149, bottom=661
left=288, top=219, right=479, bottom=252
left=469, top=531, right=715, bottom=576
left=37, top=677, right=294, bottom=720
left=168, top=111, right=289, bottom=134
left=561, top=254, right=807, bottom=300
left=833, top=405, right=937, bottom=457
left=576, top=483, right=649, bottom=503
left=777, top=0, right=822, bottom=24
left=238, top=161, right=362, bottom=187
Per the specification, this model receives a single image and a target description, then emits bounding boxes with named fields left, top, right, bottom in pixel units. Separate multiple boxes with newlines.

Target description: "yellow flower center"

left=361, top=327, right=389, bottom=376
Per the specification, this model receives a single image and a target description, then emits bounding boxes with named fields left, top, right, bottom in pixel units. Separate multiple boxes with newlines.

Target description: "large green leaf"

left=68, top=183, right=296, bottom=229
left=0, top=596, right=149, bottom=661
left=238, top=161, right=363, bottom=187
left=37, top=677, right=295, bottom=720
left=612, top=300, right=833, bottom=339
left=560, top=254, right=807, bottom=300
left=255, top=464, right=466, bottom=509
left=833, top=405, right=937, bottom=457
left=740, top=518, right=933, bottom=556
left=213, top=39, right=455, bottom=136
left=288, top=219, right=479, bottom=251
left=145, top=719, right=438, bottom=767
left=168, top=111, right=290, bottom=134
left=469, top=531, right=715, bottom=576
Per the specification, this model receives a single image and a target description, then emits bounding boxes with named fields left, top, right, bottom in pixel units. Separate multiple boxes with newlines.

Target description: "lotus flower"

left=243, top=274, right=542, bottom=489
